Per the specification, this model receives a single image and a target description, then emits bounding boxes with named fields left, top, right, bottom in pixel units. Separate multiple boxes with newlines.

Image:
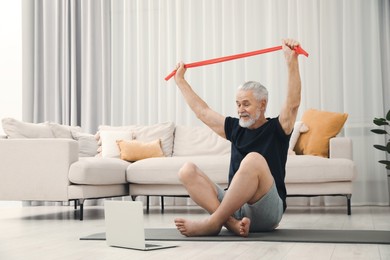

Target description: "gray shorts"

left=216, top=182, right=283, bottom=232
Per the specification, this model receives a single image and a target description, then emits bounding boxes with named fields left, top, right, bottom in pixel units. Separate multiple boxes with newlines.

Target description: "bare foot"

left=174, top=217, right=222, bottom=237
left=225, top=216, right=251, bottom=237
left=239, top=217, right=251, bottom=237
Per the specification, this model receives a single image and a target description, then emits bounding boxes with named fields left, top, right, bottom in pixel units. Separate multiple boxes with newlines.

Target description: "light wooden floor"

left=1, top=204, right=390, bottom=260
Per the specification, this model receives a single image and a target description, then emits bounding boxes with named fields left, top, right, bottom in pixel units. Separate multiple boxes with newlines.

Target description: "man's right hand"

left=282, top=39, right=300, bottom=67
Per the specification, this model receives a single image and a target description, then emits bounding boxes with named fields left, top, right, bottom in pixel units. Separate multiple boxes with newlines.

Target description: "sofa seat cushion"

left=69, top=157, right=130, bottom=185
left=285, top=155, right=356, bottom=183
left=127, top=155, right=230, bottom=185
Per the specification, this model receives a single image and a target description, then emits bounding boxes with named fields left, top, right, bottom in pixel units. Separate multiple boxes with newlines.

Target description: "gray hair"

left=237, top=81, right=268, bottom=102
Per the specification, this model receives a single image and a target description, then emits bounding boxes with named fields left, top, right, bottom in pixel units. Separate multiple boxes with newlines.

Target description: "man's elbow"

left=287, top=98, right=300, bottom=112
left=291, top=102, right=300, bottom=112
left=286, top=102, right=300, bottom=120
left=195, top=108, right=208, bottom=121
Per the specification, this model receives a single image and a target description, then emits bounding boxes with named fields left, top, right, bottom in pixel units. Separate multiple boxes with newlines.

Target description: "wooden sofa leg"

left=346, top=194, right=352, bottom=215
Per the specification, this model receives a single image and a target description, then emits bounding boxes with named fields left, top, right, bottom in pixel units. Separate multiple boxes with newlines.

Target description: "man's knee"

left=239, top=152, right=270, bottom=178
left=243, top=152, right=266, bottom=165
left=178, top=162, right=198, bottom=183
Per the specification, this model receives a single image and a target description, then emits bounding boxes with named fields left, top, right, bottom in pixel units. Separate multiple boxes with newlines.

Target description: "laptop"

left=104, top=200, right=177, bottom=251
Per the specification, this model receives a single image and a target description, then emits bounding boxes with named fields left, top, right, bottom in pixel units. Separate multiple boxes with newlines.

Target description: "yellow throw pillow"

left=294, top=109, right=348, bottom=157
left=116, top=139, right=164, bottom=162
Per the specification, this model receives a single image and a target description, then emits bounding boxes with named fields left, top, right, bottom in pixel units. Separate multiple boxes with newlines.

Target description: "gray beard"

left=239, top=110, right=261, bottom=128
left=239, top=117, right=256, bottom=128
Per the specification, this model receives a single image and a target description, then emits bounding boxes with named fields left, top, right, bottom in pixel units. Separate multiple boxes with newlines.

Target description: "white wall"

left=0, top=0, right=22, bottom=207
left=0, top=0, right=22, bottom=135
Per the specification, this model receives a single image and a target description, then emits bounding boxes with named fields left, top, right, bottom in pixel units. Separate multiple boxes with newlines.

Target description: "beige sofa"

left=0, top=120, right=357, bottom=220
left=127, top=126, right=357, bottom=215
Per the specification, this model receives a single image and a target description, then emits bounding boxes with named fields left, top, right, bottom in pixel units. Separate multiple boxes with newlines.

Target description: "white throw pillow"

left=100, top=130, right=133, bottom=158
left=288, top=121, right=309, bottom=154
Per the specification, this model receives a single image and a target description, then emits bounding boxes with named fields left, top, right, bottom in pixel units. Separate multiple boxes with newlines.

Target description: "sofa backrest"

left=173, top=125, right=231, bottom=156
left=98, top=122, right=175, bottom=157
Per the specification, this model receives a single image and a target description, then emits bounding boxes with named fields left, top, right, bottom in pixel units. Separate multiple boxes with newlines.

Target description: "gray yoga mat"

left=80, top=228, right=390, bottom=244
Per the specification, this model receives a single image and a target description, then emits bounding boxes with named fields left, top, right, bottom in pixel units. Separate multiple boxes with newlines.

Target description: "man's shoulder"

left=225, top=116, right=239, bottom=122
left=266, top=116, right=283, bottom=128
left=224, top=117, right=239, bottom=141
left=225, top=116, right=239, bottom=127
left=267, top=116, right=280, bottom=122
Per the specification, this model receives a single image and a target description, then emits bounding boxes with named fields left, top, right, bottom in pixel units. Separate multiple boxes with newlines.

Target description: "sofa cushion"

left=133, top=122, right=175, bottom=157
left=173, top=125, right=231, bottom=156
left=285, top=155, right=356, bottom=183
left=126, top=155, right=230, bottom=185
left=1, top=117, right=82, bottom=139
left=71, top=131, right=99, bottom=157
left=2, top=118, right=54, bottom=138
left=69, top=157, right=130, bottom=185
left=117, top=139, right=164, bottom=161
left=47, top=122, right=82, bottom=138
left=294, top=109, right=348, bottom=157
left=286, top=182, right=353, bottom=196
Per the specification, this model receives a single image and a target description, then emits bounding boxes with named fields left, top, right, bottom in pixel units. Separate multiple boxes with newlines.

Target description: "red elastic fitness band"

left=165, top=45, right=308, bottom=81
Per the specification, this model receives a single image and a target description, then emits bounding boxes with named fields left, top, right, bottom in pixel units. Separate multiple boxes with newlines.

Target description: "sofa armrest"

left=0, top=138, right=79, bottom=201
left=329, top=137, right=353, bottom=160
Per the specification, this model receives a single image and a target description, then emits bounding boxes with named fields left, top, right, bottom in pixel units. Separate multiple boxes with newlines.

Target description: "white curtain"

left=22, top=0, right=390, bottom=206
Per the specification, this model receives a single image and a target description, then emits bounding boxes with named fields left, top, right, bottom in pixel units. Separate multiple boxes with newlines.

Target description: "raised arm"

left=279, top=39, right=302, bottom=135
left=174, top=62, right=226, bottom=138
